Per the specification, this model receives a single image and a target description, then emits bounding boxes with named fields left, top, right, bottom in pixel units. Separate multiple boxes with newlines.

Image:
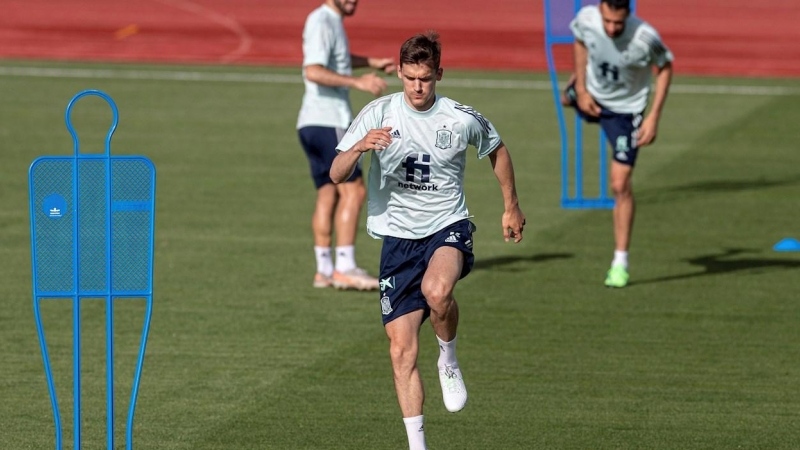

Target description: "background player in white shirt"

left=562, top=0, right=673, bottom=288
left=331, top=31, right=526, bottom=450
left=297, top=0, right=395, bottom=291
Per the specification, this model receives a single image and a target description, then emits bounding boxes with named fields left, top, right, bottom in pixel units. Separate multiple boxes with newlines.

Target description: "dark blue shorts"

left=565, top=82, right=643, bottom=166
left=377, top=220, right=476, bottom=326
left=298, top=126, right=362, bottom=188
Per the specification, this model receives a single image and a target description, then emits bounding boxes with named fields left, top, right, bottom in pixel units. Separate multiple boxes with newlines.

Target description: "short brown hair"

left=399, top=31, right=441, bottom=71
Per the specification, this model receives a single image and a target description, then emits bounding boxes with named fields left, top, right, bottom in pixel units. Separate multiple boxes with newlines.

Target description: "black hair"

left=601, top=0, right=631, bottom=11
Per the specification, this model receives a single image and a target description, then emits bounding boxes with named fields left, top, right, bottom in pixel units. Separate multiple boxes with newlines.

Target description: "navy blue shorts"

left=298, top=126, right=362, bottom=188
left=377, top=220, right=476, bottom=326
left=564, top=82, right=643, bottom=166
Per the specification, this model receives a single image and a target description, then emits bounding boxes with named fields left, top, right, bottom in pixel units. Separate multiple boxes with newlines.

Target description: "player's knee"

left=421, top=280, right=453, bottom=310
left=389, top=340, right=418, bottom=372
left=339, top=180, right=366, bottom=203
left=610, top=178, right=632, bottom=197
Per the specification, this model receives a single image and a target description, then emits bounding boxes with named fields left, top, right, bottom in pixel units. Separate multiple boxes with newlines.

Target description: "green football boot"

left=604, top=264, right=629, bottom=288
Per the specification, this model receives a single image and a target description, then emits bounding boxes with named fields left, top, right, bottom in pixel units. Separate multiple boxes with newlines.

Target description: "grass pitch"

left=0, top=60, right=799, bottom=449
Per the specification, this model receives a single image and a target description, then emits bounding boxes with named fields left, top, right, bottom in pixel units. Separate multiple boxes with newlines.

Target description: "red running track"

left=1, top=0, right=798, bottom=77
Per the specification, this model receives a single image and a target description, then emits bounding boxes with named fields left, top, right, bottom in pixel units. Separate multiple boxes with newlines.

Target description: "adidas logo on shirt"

left=391, top=129, right=401, bottom=139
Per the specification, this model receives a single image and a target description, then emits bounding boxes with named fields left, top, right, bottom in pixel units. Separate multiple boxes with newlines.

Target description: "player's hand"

left=636, top=115, right=658, bottom=147
left=354, top=73, right=388, bottom=96
left=502, top=207, right=526, bottom=243
left=382, top=63, right=397, bottom=74
left=577, top=91, right=601, bottom=117
left=373, top=58, right=397, bottom=74
left=357, top=127, right=393, bottom=153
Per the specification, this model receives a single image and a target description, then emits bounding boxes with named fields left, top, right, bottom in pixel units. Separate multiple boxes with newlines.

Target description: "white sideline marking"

left=0, top=66, right=797, bottom=96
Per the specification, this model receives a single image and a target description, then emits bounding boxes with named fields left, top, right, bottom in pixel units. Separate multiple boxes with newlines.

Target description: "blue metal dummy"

left=544, top=0, right=635, bottom=209
left=29, top=90, right=156, bottom=449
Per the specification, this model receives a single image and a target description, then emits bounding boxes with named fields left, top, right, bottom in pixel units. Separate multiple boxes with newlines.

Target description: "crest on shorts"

left=435, top=129, right=452, bottom=149
left=616, top=136, right=629, bottom=152
left=380, top=296, right=393, bottom=315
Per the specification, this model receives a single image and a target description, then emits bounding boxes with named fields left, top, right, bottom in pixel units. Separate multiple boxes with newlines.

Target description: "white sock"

left=402, top=415, right=428, bottom=450
left=612, top=250, right=628, bottom=269
left=334, top=245, right=356, bottom=273
left=314, top=246, right=333, bottom=277
left=436, top=335, right=458, bottom=367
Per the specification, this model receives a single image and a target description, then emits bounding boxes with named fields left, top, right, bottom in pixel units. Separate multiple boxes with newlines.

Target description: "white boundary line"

left=0, top=66, right=797, bottom=96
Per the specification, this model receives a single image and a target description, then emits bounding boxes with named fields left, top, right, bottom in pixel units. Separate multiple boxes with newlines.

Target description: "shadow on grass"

left=474, top=252, right=573, bottom=272
left=630, top=248, right=800, bottom=286
left=638, top=175, right=800, bottom=205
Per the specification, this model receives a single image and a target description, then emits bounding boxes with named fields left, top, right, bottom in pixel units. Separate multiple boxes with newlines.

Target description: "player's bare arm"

left=330, top=127, right=393, bottom=183
left=488, top=143, right=526, bottom=243
left=573, top=40, right=602, bottom=117
left=305, top=64, right=388, bottom=96
left=637, top=61, right=673, bottom=147
left=351, top=54, right=397, bottom=74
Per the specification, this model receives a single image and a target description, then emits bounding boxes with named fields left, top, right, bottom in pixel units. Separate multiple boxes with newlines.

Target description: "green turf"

left=1, top=59, right=799, bottom=449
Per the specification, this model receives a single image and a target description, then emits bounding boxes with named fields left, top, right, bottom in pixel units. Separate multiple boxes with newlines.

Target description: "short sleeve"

left=303, top=15, right=332, bottom=67
left=454, top=104, right=502, bottom=159
left=336, top=100, right=383, bottom=152
left=637, top=26, right=674, bottom=68
left=569, top=6, right=593, bottom=42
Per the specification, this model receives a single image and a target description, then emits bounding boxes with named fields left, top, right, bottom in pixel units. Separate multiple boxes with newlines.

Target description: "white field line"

left=0, top=66, right=797, bottom=96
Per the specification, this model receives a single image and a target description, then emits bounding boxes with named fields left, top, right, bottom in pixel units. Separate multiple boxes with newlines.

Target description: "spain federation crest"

left=380, top=296, right=393, bottom=315
left=435, top=129, right=452, bottom=149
